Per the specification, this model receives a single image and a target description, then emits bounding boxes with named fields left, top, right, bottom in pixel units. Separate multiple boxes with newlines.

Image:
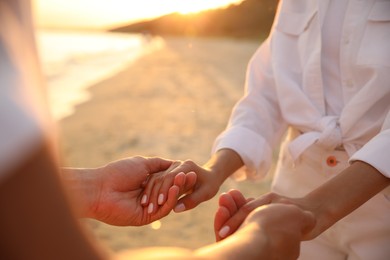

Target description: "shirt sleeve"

left=350, top=111, right=390, bottom=178
left=212, top=35, right=288, bottom=181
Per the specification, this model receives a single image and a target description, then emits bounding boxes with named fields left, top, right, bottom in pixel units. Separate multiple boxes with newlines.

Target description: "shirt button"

left=326, top=155, right=338, bottom=167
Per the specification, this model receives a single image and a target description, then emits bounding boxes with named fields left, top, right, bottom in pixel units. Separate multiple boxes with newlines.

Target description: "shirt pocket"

left=274, top=8, right=318, bottom=73
left=357, top=1, right=390, bottom=67
left=276, top=9, right=317, bottom=36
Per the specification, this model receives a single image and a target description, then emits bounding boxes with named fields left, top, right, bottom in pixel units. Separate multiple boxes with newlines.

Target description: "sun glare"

left=173, top=0, right=242, bottom=14
left=34, top=0, right=243, bottom=29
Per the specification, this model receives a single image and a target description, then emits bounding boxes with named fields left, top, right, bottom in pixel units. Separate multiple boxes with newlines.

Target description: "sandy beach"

left=57, top=36, right=274, bottom=252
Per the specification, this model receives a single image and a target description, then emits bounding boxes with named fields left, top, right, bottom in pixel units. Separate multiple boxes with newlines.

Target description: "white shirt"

left=213, top=0, right=390, bottom=180
left=321, top=0, right=348, bottom=116
left=0, top=0, right=52, bottom=181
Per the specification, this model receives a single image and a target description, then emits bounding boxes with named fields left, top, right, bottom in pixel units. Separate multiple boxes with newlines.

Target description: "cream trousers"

left=271, top=129, right=390, bottom=260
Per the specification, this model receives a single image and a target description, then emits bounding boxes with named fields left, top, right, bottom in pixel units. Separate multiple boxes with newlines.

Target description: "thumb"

left=300, top=210, right=316, bottom=236
left=146, top=157, right=174, bottom=174
left=173, top=186, right=210, bottom=212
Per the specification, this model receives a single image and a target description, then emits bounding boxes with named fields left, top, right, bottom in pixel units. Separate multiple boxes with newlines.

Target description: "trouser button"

left=326, top=155, right=338, bottom=167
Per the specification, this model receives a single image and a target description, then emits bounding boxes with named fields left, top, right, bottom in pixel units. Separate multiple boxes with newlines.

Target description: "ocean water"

left=36, top=30, right=164, bottom=120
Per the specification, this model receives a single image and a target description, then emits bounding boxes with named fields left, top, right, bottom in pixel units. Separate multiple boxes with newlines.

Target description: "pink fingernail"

left=219, top=226, right=230, bottom=238
left=148, top=203, right=154, bottom=214
left=174, top=203, right=185, bottom=212
left=158, top=194, right=164, bottom=205
left=141, top=194, right=147, bottom=204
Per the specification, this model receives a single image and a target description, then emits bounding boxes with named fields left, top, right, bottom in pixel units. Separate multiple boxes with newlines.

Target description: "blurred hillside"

left=110, top=0, right=278, bottom=39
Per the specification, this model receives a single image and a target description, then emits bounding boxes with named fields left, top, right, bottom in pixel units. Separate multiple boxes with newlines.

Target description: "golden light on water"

left=150, top=220, right=162, bottom=230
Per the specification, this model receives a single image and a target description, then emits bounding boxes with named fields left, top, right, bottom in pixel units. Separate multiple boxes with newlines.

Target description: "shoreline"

left=58, top=36, right=273, bottom=251
left=39, top=30, right=164, bottom=121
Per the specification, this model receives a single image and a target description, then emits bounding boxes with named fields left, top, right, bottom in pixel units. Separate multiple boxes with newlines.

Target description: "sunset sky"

left=33, top=0, right=243, bottom=30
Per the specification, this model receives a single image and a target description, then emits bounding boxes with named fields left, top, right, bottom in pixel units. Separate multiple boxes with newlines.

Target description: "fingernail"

left=141, top=194, right=147, bottom=204
left=148, top=203, right=154, bottom=214
left=174, top=203, right=186, bottom=212
left=219, top=226, right=230, bottom=238
left=158, top=194, right=164, bottom=205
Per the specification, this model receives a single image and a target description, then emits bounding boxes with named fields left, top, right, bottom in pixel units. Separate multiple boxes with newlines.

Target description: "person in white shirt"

left=0, top=0, right=317, bottom=259
left=144, top=0, right=390, bottom=258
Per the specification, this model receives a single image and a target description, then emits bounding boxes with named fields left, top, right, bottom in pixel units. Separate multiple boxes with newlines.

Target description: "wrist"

left=61, top=168, right=101, bottom=218
left=204, top=148, right=244, bottom=185
left=202, top=163, right=226, bottom=189
left=301, top=188, right=342, bottom=238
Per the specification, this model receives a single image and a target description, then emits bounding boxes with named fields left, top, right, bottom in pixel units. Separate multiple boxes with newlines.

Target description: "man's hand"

left=197, top=193, right=315, bottom=260
left=63, top=156, right=188, bottom=226
left=214, top=190, right=316, bottom=242
left=235, top=203, right=316, bottom=260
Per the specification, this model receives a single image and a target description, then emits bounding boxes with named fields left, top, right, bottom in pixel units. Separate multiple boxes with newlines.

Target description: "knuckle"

left=267, top=192, right=277, bottom=200
left=266, top=192, right=283, bottom=203
left=183, top=159, right=196, bottom=167
left=133, top=155, right=144, bottom=161
left=172, top=160, right=183, bottom=166
left=240, top=203, right=255, bottom=214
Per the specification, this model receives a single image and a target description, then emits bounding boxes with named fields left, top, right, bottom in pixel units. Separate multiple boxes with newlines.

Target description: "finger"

left=183, top=171, right=197, bottom=192
left=174, top=185, right=210, bottom=213
left=146, top=157, right=175, bottom=174
left=141, top=174, right=150, bottom=188
left=214, top=206, right=230, bottom=241
left=164, top=185, right=180, bottom=210
left=226, top=189, right=247, bottom=209
left=173, top=172, right=196, bottom=196
left=246, top=197, right=255, bottom=203
left=173, top=172, right=186, bottom=190
left=141, top=175, right=156, bottom=206
left=145, top=162, right=182, bottom=211
left=218, top=192, right=238, bottom=216
left=156, top=172, right=180, bottom=206
left=148, top=178, right=163, bottom=214
left=166, top=160, right=198, bottom=176
left=216, top=194, right=274, bottom=239
left=217, top=189, right=249, bottom=218
left=240, top=193, right=274, bottom=211
left=151, top=185, right=180, bottom=222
